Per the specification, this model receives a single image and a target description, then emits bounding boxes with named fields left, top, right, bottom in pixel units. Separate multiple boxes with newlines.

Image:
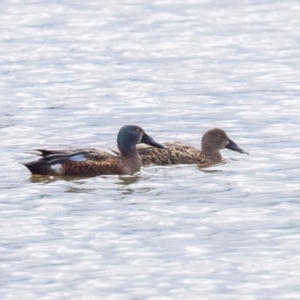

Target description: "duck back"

left=137, top=142, right=208, bottom=166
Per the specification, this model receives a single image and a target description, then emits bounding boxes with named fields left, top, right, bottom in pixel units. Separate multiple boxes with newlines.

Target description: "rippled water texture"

left=1, top=0, right=300, bottom=299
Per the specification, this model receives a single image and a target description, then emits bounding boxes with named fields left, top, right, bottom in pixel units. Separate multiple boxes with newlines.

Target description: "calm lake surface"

left=1, top=0, right=300, bottom=299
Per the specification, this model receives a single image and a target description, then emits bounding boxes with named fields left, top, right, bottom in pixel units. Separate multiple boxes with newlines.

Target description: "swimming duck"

left=23, top=125, right=167, bottom=177
left=136, top=128, right=248, bottom=166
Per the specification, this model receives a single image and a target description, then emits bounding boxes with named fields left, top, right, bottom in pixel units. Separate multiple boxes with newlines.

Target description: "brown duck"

left=23, top=125, right=167, bottom=177
left=135, top=128, right=248, bottom=166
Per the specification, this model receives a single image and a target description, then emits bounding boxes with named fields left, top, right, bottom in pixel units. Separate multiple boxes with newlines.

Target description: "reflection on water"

left=28, top=175, right=86, bottom=183
left=29, top=173, right=143, bottom=195
left=1, top=0, right=300, bottom=299
left=197, top=159, right=229, bottom=171
left=29, top=174, right=142, bottom=184
left=118, top=174, right=141, bottom=186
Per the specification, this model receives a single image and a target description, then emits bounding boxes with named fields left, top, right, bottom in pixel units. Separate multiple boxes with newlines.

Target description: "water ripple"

left=1, top=0, right=300, bottom=299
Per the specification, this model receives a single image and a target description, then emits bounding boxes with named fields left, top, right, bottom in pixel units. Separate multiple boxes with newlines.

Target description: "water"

left=1, top=0, right=300, bottom=299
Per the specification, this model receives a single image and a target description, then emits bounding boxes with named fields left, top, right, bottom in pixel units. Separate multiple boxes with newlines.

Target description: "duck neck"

left=118, top=141, right=139, bottom=160
left=119, top=144, right=142, bottom=174
left=201, top=145, right=222, bottom=162
left=119, top=145, right=138, bottom=158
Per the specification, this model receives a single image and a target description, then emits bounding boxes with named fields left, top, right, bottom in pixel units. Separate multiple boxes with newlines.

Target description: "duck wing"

left=30, top=148, right=115, bottom=162
left=23, top=148, right=119, bottom=176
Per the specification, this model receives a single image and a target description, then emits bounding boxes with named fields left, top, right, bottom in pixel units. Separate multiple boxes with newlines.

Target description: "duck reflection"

left=28, top=174, right=88, bottom=183
left=28, top=173, right=142, bottom=194
left=197, top=159, right=228, bottom=173
left=118, top=174, right=141, bottom=185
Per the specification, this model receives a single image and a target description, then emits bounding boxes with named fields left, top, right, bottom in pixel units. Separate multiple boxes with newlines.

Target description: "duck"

left=23, top=125, right=167, bottom=177
left=135, top=128, right=248, bottom=166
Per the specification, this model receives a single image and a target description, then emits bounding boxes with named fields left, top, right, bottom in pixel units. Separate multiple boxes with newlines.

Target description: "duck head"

left=117, top=125, right=167, bottom=155
left=202, top=128, right=248, bottom=155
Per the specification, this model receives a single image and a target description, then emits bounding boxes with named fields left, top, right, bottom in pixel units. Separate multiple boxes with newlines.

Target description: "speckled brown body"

left=23, top=125, right=167, bottom=177
left=61, top=155, right=141, bottom=176
left=24, top=149, right=142, bottom=177
left=138, top=142, right=217, bottom=166
left=137, top=128, right=248, bottom=166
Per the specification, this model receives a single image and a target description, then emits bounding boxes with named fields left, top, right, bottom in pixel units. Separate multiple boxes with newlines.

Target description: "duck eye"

left=136, top=128, right=141, bottom=133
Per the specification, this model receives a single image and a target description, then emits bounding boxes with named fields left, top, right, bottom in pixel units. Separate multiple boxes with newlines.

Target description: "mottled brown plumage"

left=137, top=128, right=248, bottom=166
left=25, top=149, right=128, bottom=176
left=23, top=125, right=166, bottom=177
left=61, top=156, right=135, bottom=177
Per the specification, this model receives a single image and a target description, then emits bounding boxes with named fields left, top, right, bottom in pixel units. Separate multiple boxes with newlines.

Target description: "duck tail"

left=22, top=160, right=51, bottom=175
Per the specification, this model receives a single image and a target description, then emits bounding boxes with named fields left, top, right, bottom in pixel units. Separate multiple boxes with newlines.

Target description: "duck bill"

left=226, top=139, right=249, bottom=155
left=140, top=133, right=167, bottom=149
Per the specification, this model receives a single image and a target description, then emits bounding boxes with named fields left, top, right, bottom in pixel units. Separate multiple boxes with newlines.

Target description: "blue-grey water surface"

left=1, top=0, right=300, bottom=299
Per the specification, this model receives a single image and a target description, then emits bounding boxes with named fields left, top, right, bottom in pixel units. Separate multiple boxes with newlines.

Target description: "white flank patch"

left=51, top=164, right=63, bottom=174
